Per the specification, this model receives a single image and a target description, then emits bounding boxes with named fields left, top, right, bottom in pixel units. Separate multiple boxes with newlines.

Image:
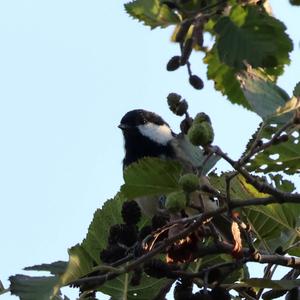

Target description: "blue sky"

left=0, top=1, right=299, bottom=299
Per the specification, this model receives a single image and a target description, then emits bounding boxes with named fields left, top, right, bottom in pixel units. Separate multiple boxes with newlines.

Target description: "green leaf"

left=24, top=261, right=68, bottom=276
left=204, top=46, right=251, bottom=109
left=80, top=194, right=171, bottom=299
left=268, top=174, right=295, bottom=193
left=0, top=280, right=5, bottom=295
left=293, top=81, right=300, bottom=97
left=124, top=0, right=180, bottom=29
left=209, top=173, right=300, bottom=252
left=238, top=70, right=291, bottom=122
left=58, top=245, right=94, bottom=287
left=81, top=194, right=126, bottom=264
left=121, top=157, right=182, bottom=199
left=214, top=5, right=293, bottom=71
left=8, top=246, right=94, bottom=299
left=287, top=246, right=300, bottom=257
left=243, top=278, right=300, bottom=290
left=100, top=273, right=172, bottom=300
left=9, top=275, right=60, bottom=300
left=247, top=126, right=300, bottom=175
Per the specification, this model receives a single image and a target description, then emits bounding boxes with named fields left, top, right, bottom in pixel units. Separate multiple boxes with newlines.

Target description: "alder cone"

left=189, top=75, right=204, bottom=90
left=167, top=56, right=181, bottom=71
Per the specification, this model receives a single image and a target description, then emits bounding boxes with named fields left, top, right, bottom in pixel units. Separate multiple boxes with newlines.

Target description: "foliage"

left=4, top=1, right=300, bottom=300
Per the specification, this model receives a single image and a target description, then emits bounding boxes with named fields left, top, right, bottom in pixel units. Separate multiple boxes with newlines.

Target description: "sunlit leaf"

left=124, top=0, right=180, bottom=29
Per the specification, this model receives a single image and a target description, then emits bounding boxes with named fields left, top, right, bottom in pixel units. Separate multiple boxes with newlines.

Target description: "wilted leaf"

left=121, top=157, right=182, bottom=198
left=124, top=0, right=180, bottom=29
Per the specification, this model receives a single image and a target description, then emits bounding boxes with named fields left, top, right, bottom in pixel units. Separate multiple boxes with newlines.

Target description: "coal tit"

left=119, top=109, right=218, bottom=216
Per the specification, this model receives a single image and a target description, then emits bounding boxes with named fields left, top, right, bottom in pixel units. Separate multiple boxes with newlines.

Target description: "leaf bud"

left=179, top=173, right=199, bottom=193
left=189, top=75, right=204, bottom=90
left=194, top=112, right=211, bottom=124
left=167, top=56, right=181, bottom=71
left=165, top=191, right=187, bottom=212
left=187, top=122, right=214, bottom=147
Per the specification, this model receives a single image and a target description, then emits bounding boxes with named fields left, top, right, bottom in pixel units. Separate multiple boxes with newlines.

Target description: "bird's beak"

left=118, top=124, right=130, bottom=130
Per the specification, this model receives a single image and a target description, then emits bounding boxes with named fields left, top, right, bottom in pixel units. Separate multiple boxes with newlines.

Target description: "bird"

left=118, top=109, right=219, bottom=216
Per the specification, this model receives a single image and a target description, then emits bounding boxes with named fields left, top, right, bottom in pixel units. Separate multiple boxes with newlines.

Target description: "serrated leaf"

left=24, top=261, right=68, bottom=276
left=9, top=275, right=60, bottom=300
left=81, top=194, right=126, bottom=264
left=121, top=157, right=182, bottom=198
left=293, top=81, right=300, bottom=97
left=214, top=5, right=293, bottom=71
left=204, top=46, right=251, bottom=109
left=124, top=0, right=180, bottom=29
left=80, top=194, right=170, bottom=300
left=243, top=278, right=300, bottom=290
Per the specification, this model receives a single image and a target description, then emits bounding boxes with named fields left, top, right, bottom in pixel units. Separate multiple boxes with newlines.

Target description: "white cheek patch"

left=138, top=123, right=173, bottom=145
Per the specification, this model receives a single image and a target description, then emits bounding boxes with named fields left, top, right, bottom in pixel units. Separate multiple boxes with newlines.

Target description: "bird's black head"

left=119, top=109, right=175, bottom=168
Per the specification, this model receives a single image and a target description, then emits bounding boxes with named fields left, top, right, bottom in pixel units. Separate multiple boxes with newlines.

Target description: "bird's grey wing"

left=170, top=133, right=220, bottom=174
